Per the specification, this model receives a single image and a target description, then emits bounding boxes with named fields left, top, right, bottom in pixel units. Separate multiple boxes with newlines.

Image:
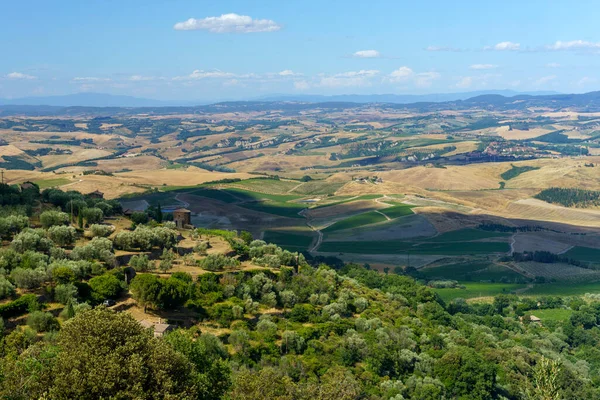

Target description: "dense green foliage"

left=535, top=187, right=600, bottom=208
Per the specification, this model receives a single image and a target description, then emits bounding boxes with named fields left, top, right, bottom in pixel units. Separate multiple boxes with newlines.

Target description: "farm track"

left=374, top=210, right=391, bottom=221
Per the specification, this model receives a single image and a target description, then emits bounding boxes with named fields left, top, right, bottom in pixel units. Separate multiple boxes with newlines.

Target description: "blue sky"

left=2, top=0, right=600, bottom=100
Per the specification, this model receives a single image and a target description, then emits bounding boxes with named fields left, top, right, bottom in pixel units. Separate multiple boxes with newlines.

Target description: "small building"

left=529, top=315, right=542, bottom=324
left=19, top=181, right=36, bottom=191
left=140, top=320, right=175, bottom=337
left=88, top=190, right=104, bottom=199
left=173, top=208, right=191, bottom=228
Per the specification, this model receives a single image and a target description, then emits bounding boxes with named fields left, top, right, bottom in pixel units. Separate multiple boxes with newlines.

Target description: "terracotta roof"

left=174, top=208, right=191, bottom=213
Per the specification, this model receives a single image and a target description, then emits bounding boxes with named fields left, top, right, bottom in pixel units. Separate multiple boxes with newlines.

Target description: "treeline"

left=535, top=187, right=600, bottom=208
left=501, top=250, right=587, bottom=268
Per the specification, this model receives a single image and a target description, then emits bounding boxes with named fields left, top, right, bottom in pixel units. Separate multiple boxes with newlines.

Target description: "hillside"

left=0, top=183, right=600, bottom=399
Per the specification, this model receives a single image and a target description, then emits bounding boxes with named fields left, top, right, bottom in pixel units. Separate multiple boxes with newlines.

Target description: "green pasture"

left=322, top=211, right=387, bottom=233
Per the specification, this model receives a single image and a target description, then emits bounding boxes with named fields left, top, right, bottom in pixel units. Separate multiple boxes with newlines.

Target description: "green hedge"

left=0, top=294, right=39, bottom=319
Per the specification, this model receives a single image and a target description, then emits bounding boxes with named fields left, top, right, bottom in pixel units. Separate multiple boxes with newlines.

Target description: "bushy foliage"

left=198, top=254, right=240, bottom=271
left=113, top=225, right=178, bottom=251
left=39, top=210, right=69, bottom=228
left=27, top=311, right=59, bottom=332
left=47, top=225, right=76, bottom=247
left=0, top=276, right=16, bottom=300
left=89, top=224, right=113, bottom=238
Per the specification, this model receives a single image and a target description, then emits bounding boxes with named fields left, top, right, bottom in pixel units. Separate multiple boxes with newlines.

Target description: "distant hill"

left=0, top=93, right=201, bottom=108
left=0, top=90, right=560, bottom=108
left=258, top=90, right=560, bottom=104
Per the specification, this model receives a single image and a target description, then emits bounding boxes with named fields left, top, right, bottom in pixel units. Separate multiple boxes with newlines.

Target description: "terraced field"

left=322, top=211, right=387, bottom=233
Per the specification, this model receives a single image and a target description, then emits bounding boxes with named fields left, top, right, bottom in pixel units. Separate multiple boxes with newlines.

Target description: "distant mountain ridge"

left=5, top=90, right=600, bottom=116
left=0, top=90, right=559, bottom=108
left=257, top=90, right=559, bottom=104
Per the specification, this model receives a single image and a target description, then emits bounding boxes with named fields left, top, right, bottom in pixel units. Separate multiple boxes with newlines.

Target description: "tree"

left=82, top=207, right=104, bottom=225
left=27, top=311, right=59, bottom=332
left=159, top=248, right=175, bottom=273
left=159, top=277, right=190, bottom=309
left=525, top=356, right=562, bottom=400
left=129, top=254, right=151, bottom=272
left=47, top=308, right=198, bottom=399
left=156, top=203, right=163, bottom=223
left=0, top=276, right=16, bottom=300
left=130, top=274, right=162, bottom=312
left=40, top=210, right=69, bottom=228
left=131, top=212, right=149, bottom=225
left=434, top=347, right=496, bottom=400
left=165, top=330, right=231, bottom=399
left=89, top=224, right=112, bottom=238
left=89, top=274, right=123, bottom=300
left=48, top=225, right=76, bottom=247
left=54, top=283, right=78, bottom=304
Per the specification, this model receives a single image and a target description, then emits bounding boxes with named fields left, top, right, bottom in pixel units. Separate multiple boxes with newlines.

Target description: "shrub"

left=198, top=254, right=240, bottom=271
left=40, top=210, right=69, bottom=228
left=47, top=225, right=76, bottom=247
left=82, top=208, right=104, bottom=225
left=0, top=276, right=16, bottom=300
left=89, top=274, right=123, bottom=300
left=54, top=283, right=78, bottom=304
left=129, top=254, right=151, bottom=272
left=27, top=311, right=59, bottom=332
left=0, top=294, right=39, bottom=319
left=89, top=224, right=113, bottom=238
left=10, top=267, right=47, bottom=289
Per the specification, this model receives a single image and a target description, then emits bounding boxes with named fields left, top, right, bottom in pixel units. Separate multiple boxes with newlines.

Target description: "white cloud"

left=577, top=76, right=597, bottom=86
left=470, top=64, right=497, bottom=70
left=534, top=75, right=557, bottom=86
left=278, top=70, right=298, bottom=76
left=546, top=62, right=561, bottom=68
left=546, top=40, right=600, bottom=51
left=6, top=72, right=36, bottom=80
left=129, top=75, right=158, bottom=81
left=174, top=13, right=281, bottom=33
left=387, top=67, right=440, bottom=87
left=72, top=77, right=110, bottom=82
left=485, top=41, right=520, bottom=51
left=425, top=45, right=461, bottom=52
left=415, top=72, right=441, bottom=88
left=294, top=80, right=310, bottom=90
left=456, top=77, right=473, bottom=88
left=174, top=69, right=237, bottom=80
left=352, top=50, right=381, bottom=58
left=318, top=70, right=380, bottom=88
left=388, top=66, right=414, bottom=82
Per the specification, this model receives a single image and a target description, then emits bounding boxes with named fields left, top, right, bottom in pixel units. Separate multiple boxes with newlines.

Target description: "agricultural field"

left=0, top=100, right=598, bottom=281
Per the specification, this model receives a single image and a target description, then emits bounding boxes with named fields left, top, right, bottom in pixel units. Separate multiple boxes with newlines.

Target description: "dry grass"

left=496, top=126, right=552, bottom=140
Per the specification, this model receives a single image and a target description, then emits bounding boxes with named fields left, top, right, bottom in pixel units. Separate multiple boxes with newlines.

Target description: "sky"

left=2, top=0, right=600, bottom=101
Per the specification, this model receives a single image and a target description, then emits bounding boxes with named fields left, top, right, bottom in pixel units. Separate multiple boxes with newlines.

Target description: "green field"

left=263, top=230, right=314, bottom=251
left=240, top=201, right=306, bottom=219
left=313, top=194, right=382, bottom=209
left=318, top=240, right=510, bottom=255
left=563, top=246, right=600, bottom=263
left=226, top=178, right=300, bottom=194
left=33, top=178, right=70, bottom=189
left=526, top=308, right=572, bottom=322
left=290, top=181, right=345, bottom=195
left=523, top=282, right=600, bottom=296
left=423, top=229, right=510, bottom=243
left=420, top=261, right=526, bottom=282
left=379, top=204, right=414, bottom=219
left=434, top=283, right=527, bottom=301
left=322, top=211, right=387, bottom=233
left=188, top=188, right=240, bottom=203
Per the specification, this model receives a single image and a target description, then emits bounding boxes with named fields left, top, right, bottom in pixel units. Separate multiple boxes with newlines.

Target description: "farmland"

left=0, top=100, right=598, bottom=285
